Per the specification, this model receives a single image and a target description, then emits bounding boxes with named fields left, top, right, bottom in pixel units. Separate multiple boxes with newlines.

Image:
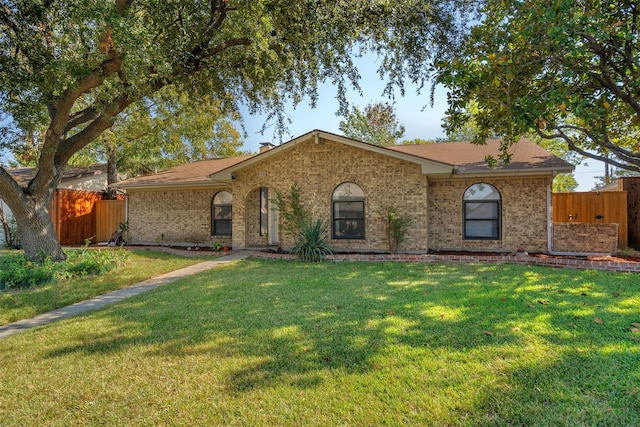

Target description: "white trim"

left=452, top=168, right=573, bottom=178
left=117, top=182, right=228, bottom=191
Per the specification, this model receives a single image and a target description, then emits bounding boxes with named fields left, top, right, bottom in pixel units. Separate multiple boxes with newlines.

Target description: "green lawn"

left=0, top=248, right=210, bottom=326
left=0, top=259, right=639, bottom=426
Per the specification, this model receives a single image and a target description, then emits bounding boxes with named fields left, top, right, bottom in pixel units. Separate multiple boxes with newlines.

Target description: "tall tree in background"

left=0, top=0, right=475, bottom=262
left=437, top=0, right=640, bottom=172
left=339, top=102, right=406, bottom=146
left=12, top=87, right=245, bottom=199
left=72, top=88, right=245, bottom=198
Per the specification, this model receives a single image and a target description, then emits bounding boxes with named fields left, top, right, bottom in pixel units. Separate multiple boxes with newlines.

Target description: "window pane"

left=464, top=183, right=500, bottom=201
left=214, top=219, right=232, bottom=236
left=465, top=220, right=499, bottom=238
left=333, top=182, right=365, bottom=200
left=215, top=206, right=232, bottom=220
left=334, top=219, right=364, bottom=239
left=334, top=201, right=364, bottom=219
left=465, top=202, right=498, bottom=219
left=214, top=191, right=232, bottom=205
left=260, top=187, right=268, bottom=236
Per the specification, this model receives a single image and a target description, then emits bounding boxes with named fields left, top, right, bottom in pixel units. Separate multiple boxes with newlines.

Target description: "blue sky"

left=239, top=58, right=605, bottom=192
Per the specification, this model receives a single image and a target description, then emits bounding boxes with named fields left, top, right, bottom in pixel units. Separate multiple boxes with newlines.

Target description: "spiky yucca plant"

left=291, top=219, right=333, bottom=262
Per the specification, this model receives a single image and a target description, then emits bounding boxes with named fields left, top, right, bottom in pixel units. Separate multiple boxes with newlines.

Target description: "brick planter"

left=248, top=251, right=640, bottom=273
left=552, top=222, right=618, bottom=254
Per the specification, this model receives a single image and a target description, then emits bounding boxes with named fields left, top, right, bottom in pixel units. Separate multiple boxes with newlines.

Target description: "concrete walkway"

left=0, top=251, right=250, bottom=340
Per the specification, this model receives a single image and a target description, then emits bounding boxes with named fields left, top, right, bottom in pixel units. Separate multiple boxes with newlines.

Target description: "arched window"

left=332, top=182, right=365, bottom=239
left=212, top=191, right=232, bottom=236
left=463, top=183, right=501, bottom=240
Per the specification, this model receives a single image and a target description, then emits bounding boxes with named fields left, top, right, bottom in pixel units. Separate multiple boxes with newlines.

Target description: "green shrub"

left=0, top=255, right=55, bottom=289
left=291, top=219, right=333, bottom=262
left=0, top=249, right=129, bottom=290
left=382, top=205, right=412, bottom=254
left=273, top=183, right=311, bottom=239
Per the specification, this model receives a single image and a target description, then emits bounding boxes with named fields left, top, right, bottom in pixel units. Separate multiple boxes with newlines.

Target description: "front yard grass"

left=0, top=259, right=638, bottom=426
left=0, top=248, right=210, bottom=326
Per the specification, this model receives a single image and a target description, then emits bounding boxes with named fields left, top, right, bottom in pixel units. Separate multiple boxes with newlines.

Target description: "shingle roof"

left=114, top=156, right=251, bottom=188
left=8, top=164, right=107, bottom=187
left=116, top=132, right=573, bottom=189
left=388, top=139, right=573, bottom=173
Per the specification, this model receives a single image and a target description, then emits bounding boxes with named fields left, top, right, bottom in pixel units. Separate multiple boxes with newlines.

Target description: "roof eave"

left=114, top=180, right=229, bottom=191
left=450, top=165, right=574, bottom=178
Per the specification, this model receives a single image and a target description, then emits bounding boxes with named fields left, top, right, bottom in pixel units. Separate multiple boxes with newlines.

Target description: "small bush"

left=0, top=249, right=129, bottom=290
left=382, top=206, right=412, bottom=254
left=291, top=219, right=333, bottom=262
left=273, top=183, right=311, bottom=239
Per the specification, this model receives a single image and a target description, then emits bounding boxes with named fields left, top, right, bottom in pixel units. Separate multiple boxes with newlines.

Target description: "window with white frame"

left=463, top=183, right=501, bottom=240
left=332, top=182, right=365, bottom=239
left=212, top=191, right=232, bottom=236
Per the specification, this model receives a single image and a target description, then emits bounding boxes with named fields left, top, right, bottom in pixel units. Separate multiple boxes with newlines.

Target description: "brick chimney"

left=259, top=142, right=276, bottom=153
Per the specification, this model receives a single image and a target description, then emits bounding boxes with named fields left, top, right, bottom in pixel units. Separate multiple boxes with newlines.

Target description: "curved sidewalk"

left=0, top=251, right=250, bottom=340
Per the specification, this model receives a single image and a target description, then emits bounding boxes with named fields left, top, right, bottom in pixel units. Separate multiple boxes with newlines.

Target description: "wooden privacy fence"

left=49, top=189, right=126, bottom=245
left=95, top=199, right=126, bottom=242
left=50, top=189, right=104, bottom=246
left=552, top=191, right=627, bottom=248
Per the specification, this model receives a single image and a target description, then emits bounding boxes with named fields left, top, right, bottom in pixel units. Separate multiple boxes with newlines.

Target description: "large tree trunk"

left=106, top=148, right=119, bottom=200
left=0, top=202, right=13, bottom=247
left=14, top=198, right=66, bottom=263
left=2, top=183, right=67, bottom=263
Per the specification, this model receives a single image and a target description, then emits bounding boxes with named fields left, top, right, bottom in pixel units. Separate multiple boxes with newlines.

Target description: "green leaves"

left=437, top=0, right=640, bottom=172
left=290, top=218, right=333, bottom=262
left=1, top=0, right=479, bottom=261
left=338, top=102, right=405, bottom=146
left=381, top=205, right=412, bottom=253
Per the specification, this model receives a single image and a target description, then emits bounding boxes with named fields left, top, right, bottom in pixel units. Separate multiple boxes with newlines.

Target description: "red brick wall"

left=428, top=177, right=551, bottom=253
left=552, top=222, right=618, bottom=254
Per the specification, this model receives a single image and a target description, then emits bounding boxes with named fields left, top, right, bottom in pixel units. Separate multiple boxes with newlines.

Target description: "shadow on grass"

left=41, top=259, right=640, bottom=422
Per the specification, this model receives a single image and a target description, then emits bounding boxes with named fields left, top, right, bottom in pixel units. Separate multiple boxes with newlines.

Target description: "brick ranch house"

left=115, top=129, right=575, bottom=254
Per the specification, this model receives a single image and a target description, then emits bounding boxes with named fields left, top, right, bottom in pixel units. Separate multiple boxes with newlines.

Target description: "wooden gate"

left=552, top=192, right=628, bottom=248
left=95, top=199, right=126, bottom=242
left=50, top=189, right=105, bottom=245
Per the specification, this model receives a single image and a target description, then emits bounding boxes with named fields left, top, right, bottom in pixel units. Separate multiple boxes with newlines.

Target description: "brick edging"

left=247, top=251, right=640, bottom=273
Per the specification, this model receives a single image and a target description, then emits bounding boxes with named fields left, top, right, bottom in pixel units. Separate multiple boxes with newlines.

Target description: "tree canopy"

left=0, top=0, right=475, bottom=262
left=437, top=0, right=640, bottom=172
left=338, top=102, right=406, bottom=146
left=11, top=87, right=244, bottom=183
left=72, top=87, right=245, bottom=198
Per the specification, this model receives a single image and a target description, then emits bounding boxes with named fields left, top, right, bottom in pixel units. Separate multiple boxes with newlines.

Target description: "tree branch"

left=48, top=55, right=124, bottom=139
left=56, top=93, right=135, bottom=165
left=65, top=107, right=101, bottom=132
left=30, top=54, right=125, bottom=197
left=538, top=126, right=640, bottom=173
left=0, top=166, right=30, bottom=209
left=550, top=123, right=640, bottom=162
left=583, top=34, right=640, bottom=116
left=205, top=37, right=251, bottom=59
left=204, top=0, right=227, bottom=36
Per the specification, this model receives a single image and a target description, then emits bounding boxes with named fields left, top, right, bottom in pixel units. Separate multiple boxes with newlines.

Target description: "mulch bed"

left=112, top=245, right=640, bottom=272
